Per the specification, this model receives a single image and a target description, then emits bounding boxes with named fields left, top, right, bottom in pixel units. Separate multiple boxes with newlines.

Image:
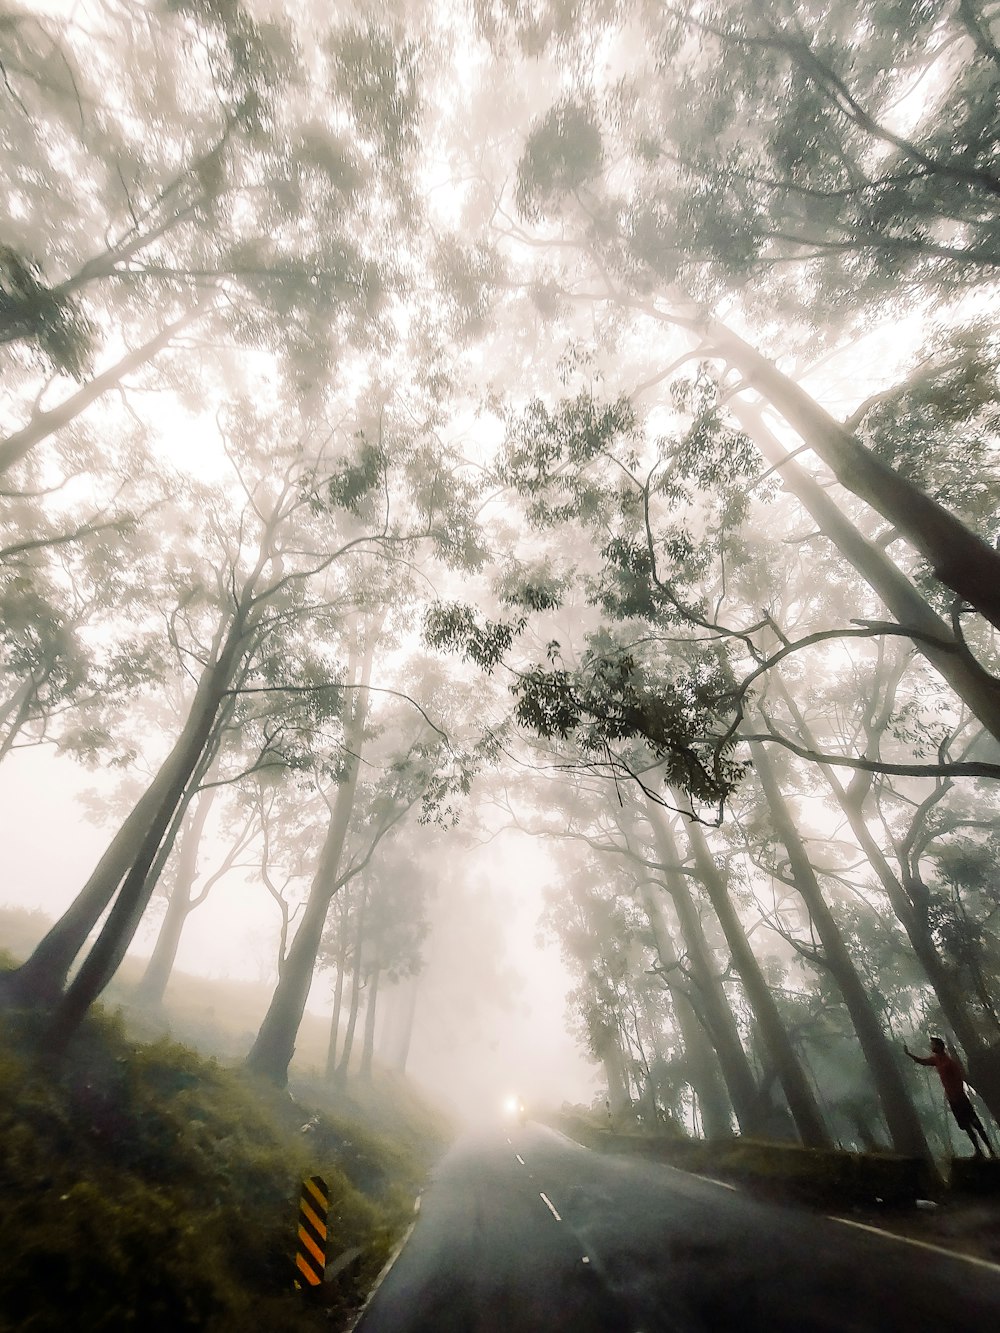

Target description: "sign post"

left=294, top=1174, right=329, bottom=1289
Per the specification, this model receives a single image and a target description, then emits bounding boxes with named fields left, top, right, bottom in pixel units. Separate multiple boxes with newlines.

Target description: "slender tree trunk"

left=638, top=879, right=734, bottom=1137
left=244, top=629, right=375, bottom=1086
left=714, top=320, right=1000, bottom=631
left=0, top=617, right=241, bottom=1014
left=134, top=784, right=218, bottom=1007
left=645, top=799, right=766, bottom=1135
left=393, top=975, right=418, bottom=1074
left=732, top=401, right=1000, bottom=743
left=0, top=676, right=37, bottom=762
left=669, top=794, right=832, bottom=1148
left=360, top=953, right=381, bottom=1082
left=336, top=892, right=368, bottom=1086
left=325, top=936, right=349, bottom=1081
left=750, top=737, right=932, bottom=1160
left=0, top=313, right=200, bottom=476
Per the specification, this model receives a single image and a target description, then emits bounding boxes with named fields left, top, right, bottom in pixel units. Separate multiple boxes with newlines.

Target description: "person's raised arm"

left=903, top=1043, right=935, bottom=1066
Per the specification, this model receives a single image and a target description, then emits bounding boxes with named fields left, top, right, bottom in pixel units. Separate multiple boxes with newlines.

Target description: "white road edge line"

left=346, top=1194, right=423, bottom=1331
left=693, top=1174, right=739, bottom=1191
left=515, top=1153, right=525, bottom=1165
left=539, top=1191, right=563, bottom=1222
left=829, top=1216, right=1000, bottom=1274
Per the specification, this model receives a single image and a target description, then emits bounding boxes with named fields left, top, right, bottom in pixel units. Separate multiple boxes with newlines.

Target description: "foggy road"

left=354, top=1124, right=1000, bottom=1333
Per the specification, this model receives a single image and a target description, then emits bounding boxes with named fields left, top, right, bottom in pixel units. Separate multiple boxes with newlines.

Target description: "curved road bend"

left=355, top=1123, right=1000, bottom=1333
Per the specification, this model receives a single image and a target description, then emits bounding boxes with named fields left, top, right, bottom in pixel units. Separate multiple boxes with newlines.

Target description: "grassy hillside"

left=0, top=915, right=453, bottom=1332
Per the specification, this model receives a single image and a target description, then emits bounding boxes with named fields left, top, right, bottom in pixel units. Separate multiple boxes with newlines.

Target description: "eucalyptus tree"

left=0, top=2, right=398, bottom=378
left=0, top=381, right=481, bottom=1051
left=445, top=5, right=1000, bottom=635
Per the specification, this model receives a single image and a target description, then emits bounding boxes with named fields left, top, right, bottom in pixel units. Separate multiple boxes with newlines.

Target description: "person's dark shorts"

left=948, top=1092, right=976, bottom=1130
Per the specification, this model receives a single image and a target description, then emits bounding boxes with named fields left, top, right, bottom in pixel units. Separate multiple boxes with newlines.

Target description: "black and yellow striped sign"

left=294, top=1174, right=329, bottom=1288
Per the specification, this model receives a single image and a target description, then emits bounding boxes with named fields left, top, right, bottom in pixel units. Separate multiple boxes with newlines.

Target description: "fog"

left=2, top=0, right=1000, bottom=1198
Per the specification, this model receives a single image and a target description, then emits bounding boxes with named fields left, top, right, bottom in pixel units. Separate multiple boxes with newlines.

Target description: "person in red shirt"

left=904, top=1036, right=996, bottom=1158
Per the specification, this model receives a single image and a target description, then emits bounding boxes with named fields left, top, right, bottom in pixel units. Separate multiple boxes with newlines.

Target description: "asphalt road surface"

left=355, top=1122, right=1000, bottom=1333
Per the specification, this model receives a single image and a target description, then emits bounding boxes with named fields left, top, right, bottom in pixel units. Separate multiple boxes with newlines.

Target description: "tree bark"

left=0, top=616, right=241, bottom=1013
left=335, top=890, right=368, bottom=1087
left=638, top=878, right=734, bottom=1138
left=0, top=312, right=200, bottom=476
left=750, top=736, right=932, bottom=1160
left=644, top=799, right=766, bottom=1135
left=392, top=975, right=419, bottom=1074
left=134, top=784, right=218, bottom=1007
left=325, top=933, right=349, bottom=1081
left=772, top=673, right=1000, bottom=1123
left=669, top=793, right=833, bottom=1147
left=45, top=619, right=246, bottom=1048
left=731, top=401, right=1000, bottom=743
left=360, top=952, right=381, bottom=1082
left=715, top=320, right=1000, bottom=632
left=245, top=629, right=375, bottom=1086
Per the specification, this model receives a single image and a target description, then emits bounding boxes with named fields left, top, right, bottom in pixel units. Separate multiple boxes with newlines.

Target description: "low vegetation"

left=0, top=953, right=451, bottom=1332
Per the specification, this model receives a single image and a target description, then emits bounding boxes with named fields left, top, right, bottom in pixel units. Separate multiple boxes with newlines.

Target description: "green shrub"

left=0, top=1010, right=442, bottom=1332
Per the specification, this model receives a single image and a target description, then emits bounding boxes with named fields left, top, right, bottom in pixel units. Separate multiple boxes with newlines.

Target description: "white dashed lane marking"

left=515, top=1154, right=525, bottom=1165
left=539, top=1192, right=562, bottom=1222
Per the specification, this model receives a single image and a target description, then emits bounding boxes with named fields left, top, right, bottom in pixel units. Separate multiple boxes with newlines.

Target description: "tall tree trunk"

left=773, top=673, right=1000, bottom=1123
left=713, top=320, right=1000, bottom=631
left=392, top=975, right=419, bottom=1074
left=245, top=628, right=377, bottom=1086
left=335, top=890, right=368, bottom=1086
left=325, top=935, right=349, bottom=1081
left=670, top=794, right=832, bottom=1148
left=644, top=799, right=766, bottom=1136
left=0, top=312, right=201, bottom=476
left=45, top=620, right=246, bottom=1049
left=731, top=401, right=1000, bottom=743
left=0, top=615, right=242, bottom=1014
left=603, top=1040, right=633, bottom=1121
left=360, top=953, right=381, bottom=1082
left=750, top=737, right=932, bottom=1160
left=134, top=784, right=218, bottom=1007
left=638, top=878, right=734, bottom=1138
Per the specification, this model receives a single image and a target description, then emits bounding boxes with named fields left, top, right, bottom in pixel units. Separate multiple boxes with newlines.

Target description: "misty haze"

left=3, top=2, right=1000, bottom=1330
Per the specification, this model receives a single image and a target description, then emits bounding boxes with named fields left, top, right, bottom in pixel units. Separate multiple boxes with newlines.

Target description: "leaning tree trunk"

left=45, top=620, right=246, bottom=1050
left=670, top=794, right=833, bottom=1148
left=751, top=737, right=933, bottom=1161
left=731, top=401, right=1000, bottom=744
left=645, top=799, right=767, bottom=1136
left=0, top=311, right=201, bottom=476
left=638, top=878, right=734, bottom=1138
left=134, top=784, right=218, bottom=1007
left=773, top=673, right=1000, bottom=1124
left=244, top=630, right=374, bottom=1087
left=0, top=614, right=242, bottom=1015
left=712, top=319, right=1000, bottom=632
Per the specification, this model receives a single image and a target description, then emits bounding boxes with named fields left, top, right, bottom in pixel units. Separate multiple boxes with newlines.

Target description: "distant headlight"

left=502, top=1094, right=523, bottom=1117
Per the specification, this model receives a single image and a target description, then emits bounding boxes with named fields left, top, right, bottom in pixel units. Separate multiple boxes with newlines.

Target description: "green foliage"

left=0, top=1009, right=437, bottom=1331
left=328, top=23, right=420, bottom=167
left=510, top=640, right=748, bottom=805
left=424, top=599, right=527, bottom=672
left=515, top=98, right=604, bottom=219
left=0, top=245, right=94, bottom=379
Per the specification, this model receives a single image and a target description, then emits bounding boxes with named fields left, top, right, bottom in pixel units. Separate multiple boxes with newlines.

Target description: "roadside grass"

left=0, top=924, right=453, bottom=1332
